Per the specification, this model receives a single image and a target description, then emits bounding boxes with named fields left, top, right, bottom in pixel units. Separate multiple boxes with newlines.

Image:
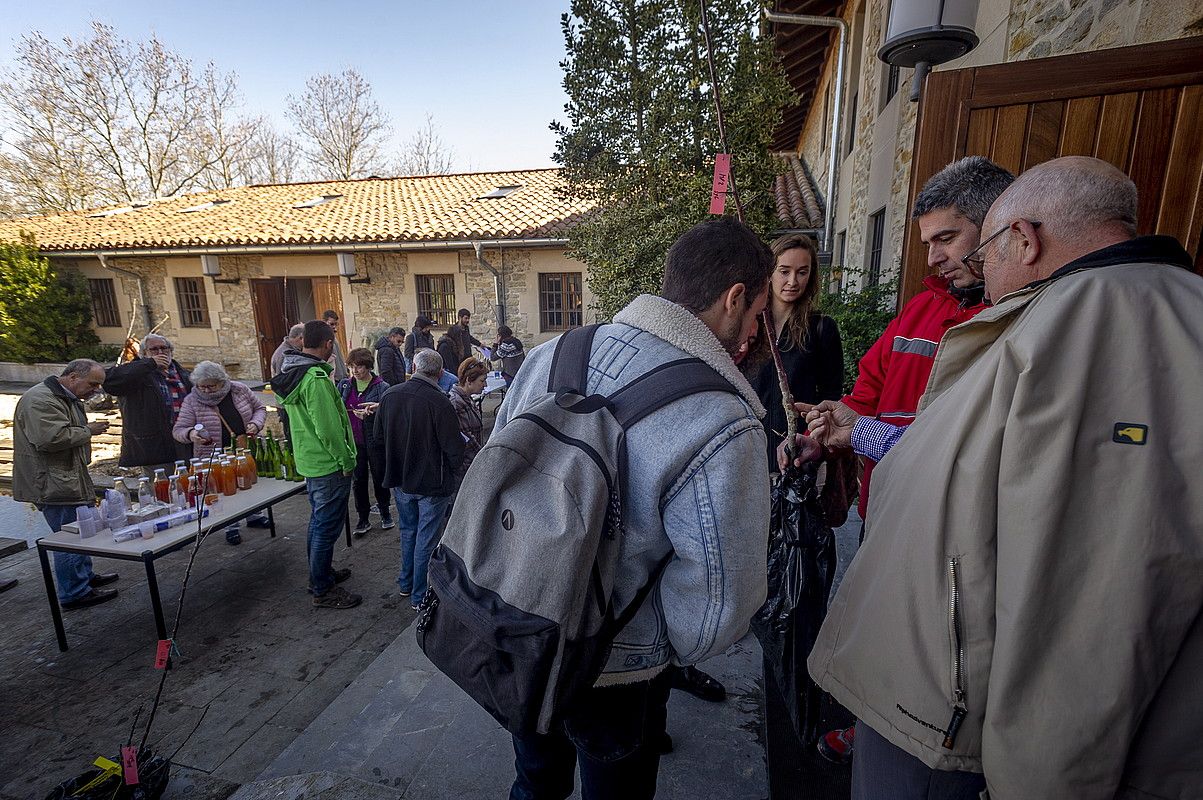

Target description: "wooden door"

left=250, top=278, right=288, bottom=379
left=311, top=276, right=348, bottom=353
left=901, top=37, right=1203, bottom=304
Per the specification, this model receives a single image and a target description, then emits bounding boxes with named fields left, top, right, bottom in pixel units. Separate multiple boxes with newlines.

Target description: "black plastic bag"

left=44, top=749, right=170, bottom=800
left=752, top=463, right=836, bottom=744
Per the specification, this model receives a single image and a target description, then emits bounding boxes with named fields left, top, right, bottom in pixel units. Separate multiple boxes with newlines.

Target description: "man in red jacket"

left=817, top=155, right=1014, bottom=765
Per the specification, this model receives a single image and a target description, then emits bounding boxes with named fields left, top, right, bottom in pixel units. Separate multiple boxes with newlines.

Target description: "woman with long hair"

left=749, top=234, right=844, bottom=470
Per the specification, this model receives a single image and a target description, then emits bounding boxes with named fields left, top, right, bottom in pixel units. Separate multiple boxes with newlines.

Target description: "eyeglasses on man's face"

left=961, top=220, right=1041, bottom=279
left=145, top=345, right=173, bottom=354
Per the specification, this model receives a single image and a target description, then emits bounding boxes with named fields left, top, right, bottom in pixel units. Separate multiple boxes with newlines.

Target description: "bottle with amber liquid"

left=234, top=455, right=253, bottom=490
left=220, top=458, right=238, bottom=496
left=241, top=448, right=258, bottom=484
left=153, top=468, right=171, bottom=503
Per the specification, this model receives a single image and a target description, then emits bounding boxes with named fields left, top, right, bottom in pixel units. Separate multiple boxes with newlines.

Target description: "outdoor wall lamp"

left=201, top=254, right=240, bottom=284
left=879, top=0, right=980, bottom=101
left=337, top=252, right=371, bottom=284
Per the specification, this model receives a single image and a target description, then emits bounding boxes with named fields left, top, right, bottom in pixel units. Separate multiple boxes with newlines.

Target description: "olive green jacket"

left=13, top=378, right=95, bottom=506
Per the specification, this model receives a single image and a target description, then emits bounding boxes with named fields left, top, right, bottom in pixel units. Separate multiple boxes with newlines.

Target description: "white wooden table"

left=35, top=477, right=347, bottom=651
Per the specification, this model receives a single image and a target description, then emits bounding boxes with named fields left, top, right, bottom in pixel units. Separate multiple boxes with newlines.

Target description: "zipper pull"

left=942, top=705, right=967, bottom=749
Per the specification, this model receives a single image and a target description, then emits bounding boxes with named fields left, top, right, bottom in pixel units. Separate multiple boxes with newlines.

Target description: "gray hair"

left=61, top=359, right=101, bottom=377
left=988, top=155, right=1138, bottom=239
left=140, top=333, right=172, bottom=353
left=413, top=348, right=444, bottom=379
left=288, top=323, right=305, bottom=340
left=191, top=360, right=230, bottom=385
left=913, top=156, right=1016, bottom=228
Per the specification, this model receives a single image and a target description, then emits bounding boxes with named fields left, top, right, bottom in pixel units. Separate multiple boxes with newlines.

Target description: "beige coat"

left=809, top=251, right=1203, bottom=799
left=12, top=378, right=95, bottom=506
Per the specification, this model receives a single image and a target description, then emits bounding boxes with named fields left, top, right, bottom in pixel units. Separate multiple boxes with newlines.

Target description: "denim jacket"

left=495, top=294, right=770, bottom=685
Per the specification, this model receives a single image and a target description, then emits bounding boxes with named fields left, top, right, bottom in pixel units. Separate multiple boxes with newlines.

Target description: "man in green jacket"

left=13, top=360, right=120, bottom=609
left=272, top=320, right=361, bottom=609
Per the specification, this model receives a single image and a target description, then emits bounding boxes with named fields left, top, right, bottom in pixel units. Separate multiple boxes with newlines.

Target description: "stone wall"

left=1008, top=0, right=1203, bottom=59
left=349, top=251, right=410, bottom=347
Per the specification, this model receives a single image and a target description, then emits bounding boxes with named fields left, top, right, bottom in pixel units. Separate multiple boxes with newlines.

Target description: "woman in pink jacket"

left=172, top=361, right=269, bottom=545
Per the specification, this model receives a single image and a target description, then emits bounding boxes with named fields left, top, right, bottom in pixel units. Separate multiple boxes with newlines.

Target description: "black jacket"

left=403, top=327, right=435, bottom=361
left=103, top=357, right=193, bottom=467
left=375, top=336, right=406, bottom=385
left=449, top=324, right=482, bottom=363
left=371, top=375, right=465, bottom=497
left=437, top=333, right=460, bottom=374
left=749, top=313, right=844, bottom=470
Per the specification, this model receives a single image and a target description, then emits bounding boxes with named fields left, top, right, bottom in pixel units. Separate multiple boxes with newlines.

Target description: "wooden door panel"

left=311, top=277, right=348, bottom=353
left=250, top=278, right=287, bottom=380
left=1059, top=96, right=1101, bottom=156
left=1023, top=101, right=1064, bottom=171
left=1094, top=92, right=1139, bottom=170
left=902, top=37, right=1203, bottom=304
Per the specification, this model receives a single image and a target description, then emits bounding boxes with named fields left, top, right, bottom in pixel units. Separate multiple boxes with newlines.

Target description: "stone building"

left=770, top=0, right=1203, bottom=301
left=0, top=170, right=599, bottom=379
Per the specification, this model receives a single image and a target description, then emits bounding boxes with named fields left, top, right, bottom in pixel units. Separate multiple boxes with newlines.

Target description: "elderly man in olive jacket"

left=13, top=360, right=120, bottom=609
left=103, top=333, right=193, bottom=475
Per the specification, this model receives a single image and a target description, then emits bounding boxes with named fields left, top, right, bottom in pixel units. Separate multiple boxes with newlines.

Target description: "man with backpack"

left=421, top=218, right=783, bottom=799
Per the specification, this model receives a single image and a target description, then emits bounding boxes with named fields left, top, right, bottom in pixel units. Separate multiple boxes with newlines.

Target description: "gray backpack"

left=416, top=324, right=739, bottom=735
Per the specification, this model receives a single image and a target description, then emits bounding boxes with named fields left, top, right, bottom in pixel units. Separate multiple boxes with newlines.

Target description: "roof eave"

left=41, top=236, right=572, bottom=258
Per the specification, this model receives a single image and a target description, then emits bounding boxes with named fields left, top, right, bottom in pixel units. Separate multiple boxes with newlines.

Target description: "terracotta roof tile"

left=0, top=169, right=596, bottom=253
left=771, top=153, right=824, bottom=230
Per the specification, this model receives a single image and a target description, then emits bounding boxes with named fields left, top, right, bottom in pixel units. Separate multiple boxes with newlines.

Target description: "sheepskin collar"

left=614, top=294, right=766, bottom=419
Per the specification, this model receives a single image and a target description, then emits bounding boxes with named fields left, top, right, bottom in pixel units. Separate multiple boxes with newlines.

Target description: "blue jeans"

left=306, top=472, right=352, bottom=596
left=39, top=505, right=93, bottom=603
left=393, top=490, right=451, bottom=604
left=852, top=723, right=986, bottom=800
left=510, top=672, right=671, bottom=800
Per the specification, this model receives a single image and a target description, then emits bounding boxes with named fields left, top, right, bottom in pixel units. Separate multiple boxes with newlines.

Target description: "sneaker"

left=61, top=587, right=119, bottom=610
left=379, top=516, right=395, bottom=530
left=817, top=724, right=856, bottom=764
left=353, top=520, right=371, bottom=537
left=313, top=585, right=361, bottom=609
left=397, top=589, right=411, bottom=598
left=333, top=567, right=352, bottom=584
left=246, top=515, right=271, bottom=528
left=226, top=529, right=242, bottom=545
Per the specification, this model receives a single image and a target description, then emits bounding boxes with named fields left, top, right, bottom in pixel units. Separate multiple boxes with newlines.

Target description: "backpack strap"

left=548, top=324, right=603, bottom=395
left=608, top=358, right=740, bottom=429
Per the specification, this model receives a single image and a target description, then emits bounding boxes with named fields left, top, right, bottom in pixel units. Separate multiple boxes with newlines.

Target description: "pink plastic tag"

left=709, top=154, right=731, bottom=214
left=154, top=639, right=171, bottom=669
left=121, top=746, right=140, bottom=785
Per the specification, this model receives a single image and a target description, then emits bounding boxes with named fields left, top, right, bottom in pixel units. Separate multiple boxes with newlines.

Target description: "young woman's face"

left=772, top=247, right=813, bottom=304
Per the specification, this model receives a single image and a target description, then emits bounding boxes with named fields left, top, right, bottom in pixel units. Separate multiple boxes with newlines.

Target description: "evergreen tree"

left=553, top=0, right=793, bottom=318
left=0, top=234, right=99, bottom=363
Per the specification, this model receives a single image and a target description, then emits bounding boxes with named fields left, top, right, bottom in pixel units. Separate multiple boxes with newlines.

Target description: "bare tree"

left=196, top=71, right=258, bottom=190
left=395, top=113, right=456, bottom=176
left=240, top=123, right=302, bottom=185
left=286, top=69, right=392, bottom=180
left=0, top=22, right=251, bottom=210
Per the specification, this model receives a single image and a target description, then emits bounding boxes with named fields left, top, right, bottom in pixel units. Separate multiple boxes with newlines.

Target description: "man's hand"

left=86, top=420, right=109, bottom=436
left=150, top=353, right=171, bottom=371
left=796, top=400, right=859, bottom=449
left=775, top=433, right=824, bottom=472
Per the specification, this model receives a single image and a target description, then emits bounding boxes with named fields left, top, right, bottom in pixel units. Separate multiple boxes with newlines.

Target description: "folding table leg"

left=267, top=504, right=276, bottom=538
left=39, top=545, right=69, bottom=652
left=143, top=552, right=168, bottom=642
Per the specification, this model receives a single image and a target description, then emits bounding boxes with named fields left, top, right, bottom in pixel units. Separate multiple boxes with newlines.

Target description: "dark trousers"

left=852, top=723, right=985, bottom=800
left=352, top=447, right=390, bottom=523
left=510, top=672, right=672, bottom=800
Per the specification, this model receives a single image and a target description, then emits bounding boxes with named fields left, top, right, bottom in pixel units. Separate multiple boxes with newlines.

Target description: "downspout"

left=98, top=253, right=153, bottom=333
left=472, top=242, right=506, bottom=327
left=764, top=9, right=848, bottom=253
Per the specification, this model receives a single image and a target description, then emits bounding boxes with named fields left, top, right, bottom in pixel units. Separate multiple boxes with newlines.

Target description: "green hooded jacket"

left=273, top=352, right=356, bottom=477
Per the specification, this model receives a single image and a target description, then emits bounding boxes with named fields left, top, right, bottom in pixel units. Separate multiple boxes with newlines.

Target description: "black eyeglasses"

left=961, top=220, right=1041, bottom=279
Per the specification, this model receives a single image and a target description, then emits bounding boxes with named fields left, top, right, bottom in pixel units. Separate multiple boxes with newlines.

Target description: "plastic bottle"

left=153, top=468, right=171, bottom=503
left=137, top=477, right=154, bottom=508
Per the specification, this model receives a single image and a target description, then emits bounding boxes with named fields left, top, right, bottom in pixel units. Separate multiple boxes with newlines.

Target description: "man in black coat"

left=448, top=308, right=482, bottom=365
left=402, top=316, right=435, bottom=375
left=371, top=349, right=464, bottom=610
left=103, top=333, right=193, bottom=474
left=375, top=327, right=407, bottom=385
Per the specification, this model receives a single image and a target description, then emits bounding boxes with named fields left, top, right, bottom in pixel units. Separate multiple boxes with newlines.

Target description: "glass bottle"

left=221, top=459, right=238, bottom=496
left=137, top=477, right=154, bottom=508
left=240, top=448, right=258, bottom=485
left=153, top=468, right=171, bottom=503
left=187, top=475, right=201, bottom=509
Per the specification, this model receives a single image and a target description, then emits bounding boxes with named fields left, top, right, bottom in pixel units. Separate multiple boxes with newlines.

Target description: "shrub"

left=819, top=275, right=899, bottom=395
left=0, top=235, right=100, bottom=364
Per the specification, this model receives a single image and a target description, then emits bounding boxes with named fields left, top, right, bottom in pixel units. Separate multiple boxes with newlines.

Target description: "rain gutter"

left=43, top=237, right=570, bottom=259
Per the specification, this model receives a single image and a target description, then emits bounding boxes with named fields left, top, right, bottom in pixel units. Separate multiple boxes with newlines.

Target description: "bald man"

left=800, top=157, right=1203, bottom=799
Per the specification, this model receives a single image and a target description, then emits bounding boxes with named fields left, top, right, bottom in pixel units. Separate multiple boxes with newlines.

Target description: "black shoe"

left=333, top=567, right=352, bottom=584
left=0, top=577, right=17, bottom=594
left=671, top=665, right=726, bottom=703
left=61, top=587, right=119, bottom=610
left=313, top=585, right=361, bottom=609
left=245, top=516, right=271, bottom=529
left=89, top=572, right=119, bottom=587
left=653, top=732, right=674, bottom=755
left=353, top=520, right=371, bottom=537
left=226, top=530, right=242, bottom=545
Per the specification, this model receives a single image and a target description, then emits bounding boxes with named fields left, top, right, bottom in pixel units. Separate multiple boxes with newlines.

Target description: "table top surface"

left=37, top=477, right=305, bottom=556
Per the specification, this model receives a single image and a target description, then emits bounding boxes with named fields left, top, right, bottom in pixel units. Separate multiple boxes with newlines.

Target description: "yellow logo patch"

left=1113, top=423, right=1148, bottom=445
